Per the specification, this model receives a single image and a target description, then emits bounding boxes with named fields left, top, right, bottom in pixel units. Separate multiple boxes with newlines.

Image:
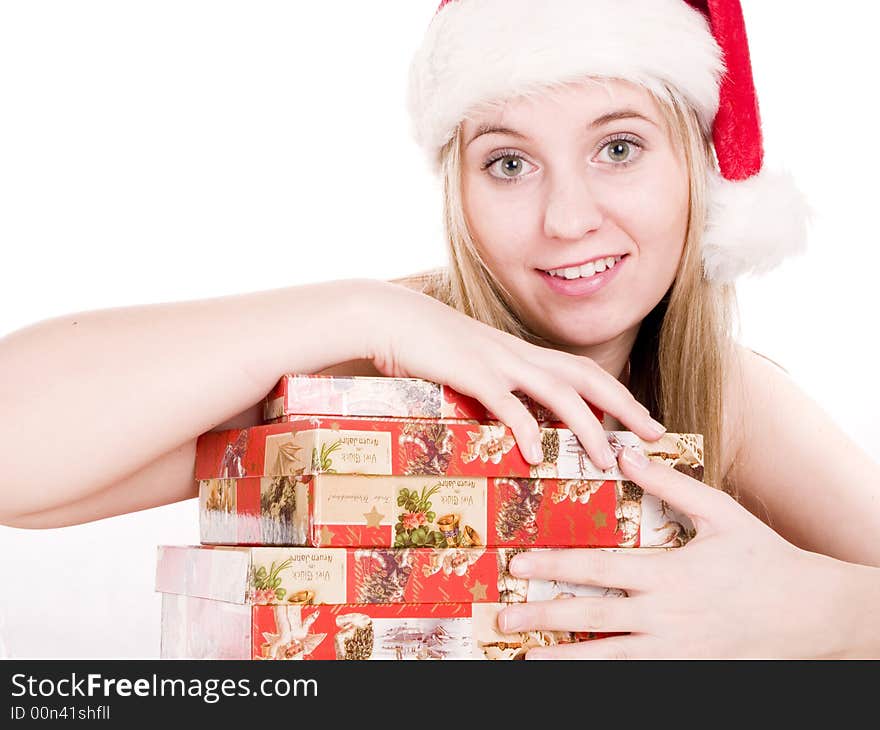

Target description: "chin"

left=533, top=320, right=621, bottom=350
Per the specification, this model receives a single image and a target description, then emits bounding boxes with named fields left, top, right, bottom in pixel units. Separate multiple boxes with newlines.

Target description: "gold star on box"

left=319, top=525, right=336, bottom=545
left=468, top=580, right=488, bottom=601
left=592, top=510, right=607, bottom=529
left=363, top=506, right=385, bottom=528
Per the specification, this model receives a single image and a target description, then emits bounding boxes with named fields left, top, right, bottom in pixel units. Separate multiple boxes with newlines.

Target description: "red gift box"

left=198, top=472, right=697, bottom=549
left=159, top=594, right=621, bottom=660
left=155, top=544, right=666, bottom=607
left=196, top=415, right=703, bottom=482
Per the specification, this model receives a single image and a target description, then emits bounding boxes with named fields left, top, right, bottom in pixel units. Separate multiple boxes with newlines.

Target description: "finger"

left=442, top=366, right=545, bottom=465
left=618, top=446, right=734, bottom=526
left=508, top=548, right=660, bottom=592
left=526, top=635, right=654, bottom=660
left=476, top=389, right=544, bottom=465
left=510, top=365, right=616, bottom=469
left=497, top=595, right=649, bottom=634
left=533, top=350, right=666, bottom=441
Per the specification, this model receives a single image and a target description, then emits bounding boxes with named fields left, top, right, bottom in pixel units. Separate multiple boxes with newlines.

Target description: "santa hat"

left=406, top=0, right=809, bottom=283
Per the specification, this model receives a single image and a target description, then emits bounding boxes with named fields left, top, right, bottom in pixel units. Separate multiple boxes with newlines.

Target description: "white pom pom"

left=701, top=168, right=812, bottom=283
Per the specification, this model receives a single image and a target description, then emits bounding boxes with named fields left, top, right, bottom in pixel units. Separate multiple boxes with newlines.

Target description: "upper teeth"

left=547, top=256, right=623, bottom=279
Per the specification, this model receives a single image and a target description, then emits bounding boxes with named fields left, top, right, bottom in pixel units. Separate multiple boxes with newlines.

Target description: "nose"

left=542, top=166, right=604, bottom=241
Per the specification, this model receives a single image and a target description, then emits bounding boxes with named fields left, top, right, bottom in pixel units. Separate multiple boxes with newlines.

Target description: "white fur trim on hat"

left=702, top=168, right=812, bottom=283
left=407, top=0, right=724, bottom=170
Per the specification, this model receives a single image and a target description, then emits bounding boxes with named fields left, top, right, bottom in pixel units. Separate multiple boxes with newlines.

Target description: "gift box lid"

left=263, top=373, right=593, bottom=423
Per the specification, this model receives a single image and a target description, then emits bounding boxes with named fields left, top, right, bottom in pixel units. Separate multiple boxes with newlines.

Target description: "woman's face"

left=461, top=79, right=690, bottom=352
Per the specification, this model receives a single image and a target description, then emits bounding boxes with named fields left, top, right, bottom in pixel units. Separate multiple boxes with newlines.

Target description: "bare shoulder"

left=387, top=270, right=439, bottom=294
left=725, top=343, right=880, bottom=564
left=712, top=341, right=751, bottom=491
left=721, top=343, right=796, bottom=503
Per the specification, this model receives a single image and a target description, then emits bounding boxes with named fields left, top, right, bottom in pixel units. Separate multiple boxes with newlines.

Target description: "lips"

left=541, top=254, right=629, bottom=280
left=542, top=253, right=627, bottom=273
left=538, top=253, right=628, bottom=297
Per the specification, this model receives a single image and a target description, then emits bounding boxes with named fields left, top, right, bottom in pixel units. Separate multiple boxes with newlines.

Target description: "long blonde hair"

left=395, top=86, right=742, bottom=495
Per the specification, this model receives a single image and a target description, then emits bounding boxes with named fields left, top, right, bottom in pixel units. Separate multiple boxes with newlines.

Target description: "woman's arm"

left=2, top=438, right=200, bottom=528
left=728, top=345, right=880, bottom=567
left=2, top=362, right=385, bottom=528
left=0, top=280, right=376, bottom=522
left=1, top=401, right=263, bottom=529
left=1, top=278, right=665, bottom=527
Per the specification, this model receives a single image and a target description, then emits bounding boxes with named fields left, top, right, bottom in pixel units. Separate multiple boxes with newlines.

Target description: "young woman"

left=2, top=0, right=878, bottom=657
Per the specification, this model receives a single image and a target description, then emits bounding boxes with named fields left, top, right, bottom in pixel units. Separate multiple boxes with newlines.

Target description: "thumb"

left=617, top=445, right=731, bottom=527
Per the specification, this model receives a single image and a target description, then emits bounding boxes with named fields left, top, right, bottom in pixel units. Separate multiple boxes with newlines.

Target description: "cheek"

left=464, top=180, right=536, bottom=268
left=613, top=165, right=689, bottom=260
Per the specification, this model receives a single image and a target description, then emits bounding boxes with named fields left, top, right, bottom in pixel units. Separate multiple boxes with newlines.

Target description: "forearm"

left=3, top=438, right=200, bottom=529
left=839, top=561, right=880, bottom=658
left=0, top=278, right=378, bottom=518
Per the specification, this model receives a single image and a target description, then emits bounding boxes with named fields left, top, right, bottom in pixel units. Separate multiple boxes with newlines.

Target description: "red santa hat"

left=406, top=0, right=809, bottom=283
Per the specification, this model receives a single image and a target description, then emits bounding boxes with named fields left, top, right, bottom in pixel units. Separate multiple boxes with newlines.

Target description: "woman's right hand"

left=359, top=280, right=667, bottom=469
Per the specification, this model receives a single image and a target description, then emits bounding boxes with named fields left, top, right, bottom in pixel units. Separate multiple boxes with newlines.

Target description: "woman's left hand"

left=496, top=446, right=856, bottom=659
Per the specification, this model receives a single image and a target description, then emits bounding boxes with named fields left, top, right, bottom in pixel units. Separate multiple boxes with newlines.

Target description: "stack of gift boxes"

left=155, top=374, right=704, bottom=660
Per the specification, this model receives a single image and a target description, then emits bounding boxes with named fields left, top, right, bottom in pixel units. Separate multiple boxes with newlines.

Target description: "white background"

left=0, top=1, right=877, bottom=658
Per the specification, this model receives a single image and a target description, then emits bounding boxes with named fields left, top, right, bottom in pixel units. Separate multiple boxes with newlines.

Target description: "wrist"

left=313, top=277, right=391, bottom=366
left=339, top=278, right=396, bottom=363
left=250, top=278, right=388, bottom=383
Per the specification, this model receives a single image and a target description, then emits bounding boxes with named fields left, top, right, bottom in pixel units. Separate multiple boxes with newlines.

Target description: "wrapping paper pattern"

left=263, top=373, right=591, bottom=423
left=198, top=473, right=697, bottom=549
left=159, top=594, right=622, bottom=660
left=196, top=416, right=703, bottom=482
left=156, top=545, right=670, bottom=607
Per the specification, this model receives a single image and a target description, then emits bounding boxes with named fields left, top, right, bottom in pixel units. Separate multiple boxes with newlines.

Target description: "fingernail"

left=527, top=442, right=544, bottom=464
left=499, top=607, right=525, bottom=633
left=509, top=555, right=532, bottom=577
left=648, top=418, right=667, bottom=436
left=599, top=446, right=616, bottom=470
left=622, top=446, right=649, bottom=469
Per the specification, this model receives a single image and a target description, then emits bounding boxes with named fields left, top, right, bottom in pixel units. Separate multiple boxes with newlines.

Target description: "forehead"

left=461, top=78, right=663, bottom=133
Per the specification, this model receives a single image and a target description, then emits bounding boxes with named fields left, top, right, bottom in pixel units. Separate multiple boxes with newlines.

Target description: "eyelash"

left=481, top=134, right=645, bottom=184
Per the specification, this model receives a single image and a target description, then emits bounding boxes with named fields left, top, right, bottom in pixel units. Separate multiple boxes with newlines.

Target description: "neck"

left=556, top=325, right=639, bottom=388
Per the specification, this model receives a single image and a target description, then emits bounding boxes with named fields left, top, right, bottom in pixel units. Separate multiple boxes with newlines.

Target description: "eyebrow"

left=465, top=109, right=658, bottom=147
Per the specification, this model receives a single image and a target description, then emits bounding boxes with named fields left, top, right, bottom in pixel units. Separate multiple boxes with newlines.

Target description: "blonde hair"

left=394, top=86, right=742, bottom=496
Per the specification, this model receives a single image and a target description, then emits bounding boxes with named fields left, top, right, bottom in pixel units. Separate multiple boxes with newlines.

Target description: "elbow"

left=0, top=479, right=56, bottom=528
left=0, top=510, right=60, bottom=530
left=0, top=488, right=74, bottom=530
left=0, top=474, right=88, bottom=528
left=0, top=509, right=97, bottom=530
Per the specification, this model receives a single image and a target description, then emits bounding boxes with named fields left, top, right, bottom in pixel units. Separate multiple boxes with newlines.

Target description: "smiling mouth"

left=540, top=254, right=628, bottom=280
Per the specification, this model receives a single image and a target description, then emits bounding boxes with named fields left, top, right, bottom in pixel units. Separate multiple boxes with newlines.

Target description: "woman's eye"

left=597, top=138, right=642, bottom=165
left=607, top=141, right=631, bottom=162
left=486, top=154, right=535, bottom=181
